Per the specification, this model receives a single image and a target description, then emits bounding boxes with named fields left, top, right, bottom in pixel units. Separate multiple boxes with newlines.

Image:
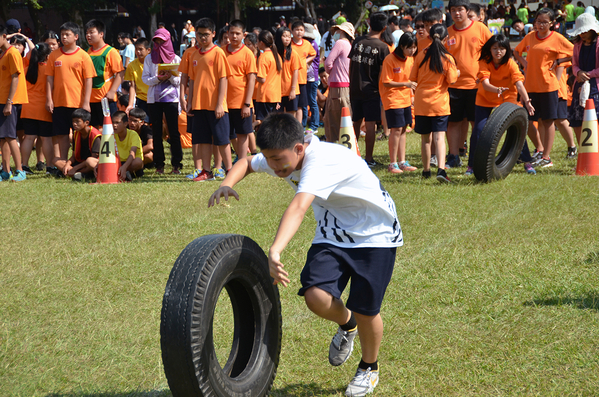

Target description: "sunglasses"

left=415, top=24, right=425, bottom=29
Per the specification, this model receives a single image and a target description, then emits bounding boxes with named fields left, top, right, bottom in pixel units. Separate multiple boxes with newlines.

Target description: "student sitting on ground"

left=127, top=107, right=154, bottom=168
left=53, top=108, right=100, bottom=180
left=111, top=110, right=144, bottom=181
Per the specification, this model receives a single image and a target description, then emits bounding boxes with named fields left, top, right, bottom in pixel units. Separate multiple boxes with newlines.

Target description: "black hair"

left=389, top=15, right=400, bottom=26
left=72, top=108, right=91, bottom=123
left=511, top=18, right=523, bottom=25
left=399, top=18, right=412, bottom=29
left=26, top=43, right=51, bottom=84
left=275, top=27, right=292, bottom=62
left=118, top=94, right=129, bottom=108
left=121, top=81, right=131, bottom=92
left=245, top=32, right=258, bottom=47
left=129, top=107, right=147, bottom=121
left=195, top=18, right=216, bottom=32
left=256, top=113, right=304, bottom=150
left=135, top=37, right=150, bottom=49
left=118, top=32, right=132, bottom=40
left=111, top=110, right=128, bottom=123
left=41, top=31, right=59, bottom=42
left=535, top=7, right=555, bottom=22
left=258, top=30, right=282, bottom=72
left=318, top=66, right=326, bottom=74
left=229, top=19, right=246, bottom=31
left=217, top=26, right=229, bottom=45
left=423, top=8, right=444, bottom=23
left=369, top=12, right=389, bottom=32
left=291, top=20, right=305, bottom=30
left=394, top=32, right=417, bottom=59
left=84, top=19, right=105, bottom=35
left=448, top=0, right=471, bottom=10
left=469, top=3, right=482, bottom=16
left=60, top=22, right=80, bottom=37
left=9, top=35, right=27, bottom=53
left=381, top=27, right=395, bottom=46
left=420, top=24, right=454, bottom=74
left=479, top=34, right=511, bottom=65
left=252, top=27, right=262, bottom=33
left=304, top=16, right=315, bottom=25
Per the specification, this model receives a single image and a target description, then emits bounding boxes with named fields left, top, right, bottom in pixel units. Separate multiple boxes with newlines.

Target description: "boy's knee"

left=304, top=286, right=333, bottom=307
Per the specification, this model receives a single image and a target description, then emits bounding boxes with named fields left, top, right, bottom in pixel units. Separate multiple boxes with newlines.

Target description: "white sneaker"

left=329, top=326, right=357, bottom=366
left=430, top=155, right=438, bottom=168
left=346, top=366, right=379, bottom=396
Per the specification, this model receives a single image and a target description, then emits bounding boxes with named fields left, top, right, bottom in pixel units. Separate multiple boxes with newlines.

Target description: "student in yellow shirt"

left=111, top=110, right=144, bottom=181
left=124, top=38, right=151, bottom=116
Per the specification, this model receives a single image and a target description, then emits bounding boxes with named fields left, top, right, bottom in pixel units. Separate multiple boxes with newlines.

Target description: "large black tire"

left=160, top=234, right=282, bottom=397
left=472, top=102, right=528, bottom=182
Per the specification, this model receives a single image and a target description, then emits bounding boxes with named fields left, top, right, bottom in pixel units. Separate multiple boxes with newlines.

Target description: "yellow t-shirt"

left=124, top=58, right=149, bottom=102
left=116, top=128, right=143, bottom=162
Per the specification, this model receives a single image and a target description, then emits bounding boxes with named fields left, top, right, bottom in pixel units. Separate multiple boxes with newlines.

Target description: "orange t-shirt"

left=379, top=53, right=414, bottom=110
left=22, top=62, right=52, bottom=121
left=225, top=44, right=257, bottom=109
left=476, top=59, right=525, bottom=108
left=558, top=61, right=572, bottom=100
left=409, top=50, right=458, bottom=116
left=88, top=44, right=124, bottom=102
left=178, top=45, right=199, bottom=75
left=281, top=50, right=301, bottom=97
left=417, top=37, right=432, bottom=53
left=291, top=39, right=316, bottom=85
left=46, top=47, right=96, bottom=108
left=445, top=21, right=493, bottom=89
left=0, top=46, right=28, bottom=105
left=514, top=31, right=574, bottom=93
left=256, top=49, right=281, bottom=103
left=188, top=45, right=231, bottom=111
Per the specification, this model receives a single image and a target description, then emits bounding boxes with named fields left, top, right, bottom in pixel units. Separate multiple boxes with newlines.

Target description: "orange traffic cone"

left=339, top=107, right=361, bottom=157
left=96, top=99, right=121, bottom=183
left=576, top=99, right=599, bottom=176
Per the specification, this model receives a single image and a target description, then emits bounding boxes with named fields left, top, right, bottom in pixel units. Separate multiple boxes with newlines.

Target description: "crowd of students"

left=0, top=0, right=594, bottom=183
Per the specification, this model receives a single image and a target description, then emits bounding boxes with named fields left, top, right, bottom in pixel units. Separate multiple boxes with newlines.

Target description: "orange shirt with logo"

left=409, top=50, right=458, bottom=116
left=291, top=39, right=316, bottom=85
left=476, top=58, right=525, bottom=108
left=0, top=46, right=28, bottom=105
left=256, top=49, right=281, bottom=103
left=178, top=45, right=199, bottom=75
left=445, top=21, right=493, bottom=89
left=88, top=45, right=124, bottom=102
left=46, top=47, right=96, bottom=108
left=188, top=45, right=231, bottom=111
left=514, top=31, right=574, bottom=93
left=225, top=44, right=257, bottom=109
left=379, top=53, right=414, bottom=110
left=281, top=50, right=301, bottom=97
left=22, top=62, right=52, bottom=122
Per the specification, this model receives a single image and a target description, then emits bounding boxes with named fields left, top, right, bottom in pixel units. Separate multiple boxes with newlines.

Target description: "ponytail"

left=420, top=24, right=454, bottom=74
left=26, top=42, right=51, bottom=85
left=258, top=30, right=282, bottom=72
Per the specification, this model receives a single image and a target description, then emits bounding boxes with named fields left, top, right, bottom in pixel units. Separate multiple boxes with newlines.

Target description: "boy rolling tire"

left=160, top=234, right=282, bottom=397
left=472, top=102, right=528, bottom=182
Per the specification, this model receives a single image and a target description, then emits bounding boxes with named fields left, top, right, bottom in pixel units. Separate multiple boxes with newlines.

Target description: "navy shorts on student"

left=52, top=107, right=77, bottom=136
left=298, top=243, right=396, bottom=316
left=280, top=96, right=298, bottom=112
left=385, top=106, right=412, bottom=129
left=414, top=115, right=449, bottom=134
left=448, top=88, right=477, bottom=122
left=229, top=108, right=254, bottom=138
left=255, top=102, right=277, bottom=121
left=186, top=112, right=194, bottom=133
left=528, top=91, right=559, bottom=121
left=89, top=101, right=117, bottom=126
left=557, top=98, right=568, bottom=119
left=297, top=84, right=308, bottom=108
left=0, top=104, right=20, bottom=139
left=23, top=119, right=53, bottom=137
left=192, top=110, right=230, bottom=146
left=351, top=98, right=381, bottom=122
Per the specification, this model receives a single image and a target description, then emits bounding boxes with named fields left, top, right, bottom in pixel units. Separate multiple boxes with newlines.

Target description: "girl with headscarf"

left=142, top=28, right=183, bottom=174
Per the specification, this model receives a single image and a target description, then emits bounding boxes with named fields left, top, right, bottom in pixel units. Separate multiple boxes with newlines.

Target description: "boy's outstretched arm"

left=268, top=192, right=315, bottom=287
left=208, top=156, right=254, bottom=207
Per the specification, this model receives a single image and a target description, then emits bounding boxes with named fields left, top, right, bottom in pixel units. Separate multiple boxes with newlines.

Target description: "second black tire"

left=472, top=102, right=528, bottom=182
left=160, top=234, right=282, bottom=397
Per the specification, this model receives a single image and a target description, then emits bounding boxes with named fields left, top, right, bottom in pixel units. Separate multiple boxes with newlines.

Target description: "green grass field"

left=1, top=132, right=599, bottom=396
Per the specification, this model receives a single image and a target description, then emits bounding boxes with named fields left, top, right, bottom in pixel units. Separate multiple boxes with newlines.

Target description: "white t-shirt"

left=251, top=135, right=403, bottom=248
left=392, top=29, right=403, bottom=48
left=320, top=31, right=336, bottom=59
left=121, top=43, right=135, bottom=67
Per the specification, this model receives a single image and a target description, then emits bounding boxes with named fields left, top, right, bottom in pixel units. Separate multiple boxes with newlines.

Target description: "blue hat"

left=6, top=18, right=21, bottom=30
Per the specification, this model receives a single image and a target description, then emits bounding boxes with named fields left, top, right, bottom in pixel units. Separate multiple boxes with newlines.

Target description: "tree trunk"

left=149, top=0, right=159, bottom=37
left=27, top=2, right=45, bottom=41
left=233, top=0, right=241, bottom=20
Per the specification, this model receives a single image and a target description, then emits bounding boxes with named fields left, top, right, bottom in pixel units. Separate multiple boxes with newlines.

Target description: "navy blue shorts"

left=298, top=84, right=308, bottom=108
left=23, top=118, right=53, bottom=137
left=192, top=110, right=230, bottom=146
left=557, top=98, right=568, bottom=119
left=280, top=95, right=298, bottom=112
left=529, top=91, right=559, bottom=121
left=298, top=243, right=397, bottom=316
left=52, top=107, right=77, bottom=136
left=229, top=108, right=254, bottom=138
left=186, top=112, right=194, bottom=134
left=89, top=101, right=117, bottom=127
left=0, top=104, right=20, bottom=139
left=351, top=98, right=382, bottom=122
left=414, top=115, right=449, bottom=135
left=255, top=102, right=277, bottom=121
left=448, top=88, right=477, bottom=122
left=385, top=106, right=412, bottom=129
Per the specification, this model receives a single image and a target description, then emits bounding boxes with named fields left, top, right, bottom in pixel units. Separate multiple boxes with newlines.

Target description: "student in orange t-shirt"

left=226, top=20, right=257, bottom=163
left=85, top=19, right=124, bottom=127
left=291, top=20, right=317, bottom=126
left=514, top=8, right=574, bottom=168
left=0, top=25, right=28, bottom=182
left=45, top=22, right=96, bottom=167
left=553, top=61, right=577, bottom=157
left=468, top=34, right=536, bottom=177
left=409, top=24, right=458, bottom=184
left=255, top=30, right=282, bottom=126
left=276, top=27, right=300, bottom=119
left=20, top=43, right=54, bottom=174
left=380, top=33, right=418, bottom=174
left=178, top=34, right=201, bottom=177
left=186, top=17, right=233, bottom=182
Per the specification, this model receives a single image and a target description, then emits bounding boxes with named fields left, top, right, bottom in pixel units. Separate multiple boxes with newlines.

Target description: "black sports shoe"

left=567, top=146, right=578, bottom=159
left=36, top=161, right=46, bottom=171
left=422, top=170, right=431, bottom=179
left=21, top=165, right=33, bottom=175
left=436, top=168, right=452, bottom=184
left=365, top=159, right=378, bottom=168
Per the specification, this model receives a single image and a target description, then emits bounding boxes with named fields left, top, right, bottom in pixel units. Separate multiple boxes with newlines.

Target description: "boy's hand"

left=118, top=165, right=127, bottom=180
left=215, top=104, right=225, bottom=119
left=46, top=99, right=54, bottom=113
left=208, top=186, right=239, bottom=207
left=3, top=103, right=12, bottom=116
left=268, top=250, right=290, bottom=287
